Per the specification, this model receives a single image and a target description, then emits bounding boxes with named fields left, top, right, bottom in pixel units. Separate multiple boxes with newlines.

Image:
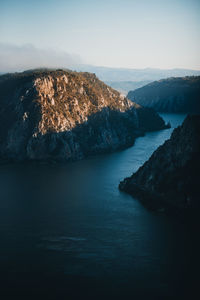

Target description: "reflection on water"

left=0, top=113, right=198, bottom=299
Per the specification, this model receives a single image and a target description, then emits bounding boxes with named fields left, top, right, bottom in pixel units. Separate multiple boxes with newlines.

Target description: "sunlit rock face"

left=119, top=115, right=200, bottom=213
left=127, top=76, right=200, bottom=113
left=0, top=69, right=168, bottom=162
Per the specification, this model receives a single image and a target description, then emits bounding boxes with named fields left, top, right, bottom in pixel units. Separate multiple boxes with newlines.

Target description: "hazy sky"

left=0, top=0, right=200, bottom=70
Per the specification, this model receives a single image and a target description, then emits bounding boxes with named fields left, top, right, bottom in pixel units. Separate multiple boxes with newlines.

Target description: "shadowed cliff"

left=127, top=76, right=200, bottom=113
left=119, top=115, right=200, bottom=215
left=0, top=69, right=169, bottom=162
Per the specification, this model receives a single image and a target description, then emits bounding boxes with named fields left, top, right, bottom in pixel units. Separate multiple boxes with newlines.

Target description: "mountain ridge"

left=0, top=69, right=169, bottom=162
left=1, top=66, right=200, bottom=82
left=127, top=76, right=200, bottom=113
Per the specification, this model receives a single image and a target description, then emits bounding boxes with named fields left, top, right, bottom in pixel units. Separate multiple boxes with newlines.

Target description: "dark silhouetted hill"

left=127, top=76, right=200, bottom=113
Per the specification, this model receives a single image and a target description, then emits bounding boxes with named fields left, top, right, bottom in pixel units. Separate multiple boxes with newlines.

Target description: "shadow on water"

left=0, top=113, right=199, bottom=299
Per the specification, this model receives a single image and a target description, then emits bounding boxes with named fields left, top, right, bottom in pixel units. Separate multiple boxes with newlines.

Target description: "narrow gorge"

left=119, top=115, right=200, bottom=215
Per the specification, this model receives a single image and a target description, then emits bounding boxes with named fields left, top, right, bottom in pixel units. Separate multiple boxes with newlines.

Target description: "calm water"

left=0, top=113, right=198, bottom=299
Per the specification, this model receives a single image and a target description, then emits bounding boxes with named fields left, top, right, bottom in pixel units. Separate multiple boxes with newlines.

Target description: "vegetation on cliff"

left=0, top=69, right=169, bottom=162
left=127, top=76, right=200, bottom=113
left=119, top=115, right=200, bottom=214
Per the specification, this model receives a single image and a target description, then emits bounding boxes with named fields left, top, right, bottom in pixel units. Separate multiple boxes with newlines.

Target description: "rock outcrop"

left=0, top=69, right=169, bottom=162
left=119, top=115, right=200, bottom=213
left=127, top=76, right=200, bottom=113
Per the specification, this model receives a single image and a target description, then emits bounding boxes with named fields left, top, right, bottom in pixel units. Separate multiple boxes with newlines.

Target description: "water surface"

left=0, top=113, right=198, bottom=299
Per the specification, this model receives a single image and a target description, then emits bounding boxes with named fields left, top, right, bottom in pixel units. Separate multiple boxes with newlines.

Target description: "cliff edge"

left=119, top=115, right=200, bottom=214
left=127, top=76, right=200, bottom=113
left=0, top=69, right=168, bottom=162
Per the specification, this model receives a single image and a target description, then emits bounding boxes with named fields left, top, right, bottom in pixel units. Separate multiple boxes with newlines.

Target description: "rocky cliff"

left=0, top=69, right=169, bottom=162
left=127, top=76, right=200, bottom=113
left=119, top=115, right=200, bottom=213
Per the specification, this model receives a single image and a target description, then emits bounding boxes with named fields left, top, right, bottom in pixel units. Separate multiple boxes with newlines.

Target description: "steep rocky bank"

left=119, top=115, right=200, bottom=214
left=127, top=76, right=200, bottom=113
left=0, top=69, right=169, bottom=162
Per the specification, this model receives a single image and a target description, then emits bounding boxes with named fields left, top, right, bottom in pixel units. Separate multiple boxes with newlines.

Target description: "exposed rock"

left=127, top=76, right=200, bottom=113
left=0, top=69, right=169, bottom=162
left=119, top=115, right=200, bottom=214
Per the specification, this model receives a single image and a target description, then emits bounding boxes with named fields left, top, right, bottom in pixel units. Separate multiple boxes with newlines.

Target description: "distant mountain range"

left=104, top=80, right=152, bottom=95
left=127, top=76, right=200, bottom=113
left=1, top=66, right=200, bottom=90
left=76, top=66, right=200, bottom=95
left=2, top=66, right=200, bottom=98
left=75, top=65, right=200, bottom=82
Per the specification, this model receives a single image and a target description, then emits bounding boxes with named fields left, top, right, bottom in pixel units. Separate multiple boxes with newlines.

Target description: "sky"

left=0, top=0, right=200, bottom=70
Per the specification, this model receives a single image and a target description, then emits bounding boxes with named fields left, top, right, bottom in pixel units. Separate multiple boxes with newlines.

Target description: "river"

left=0, top=113, right=198, bottom=299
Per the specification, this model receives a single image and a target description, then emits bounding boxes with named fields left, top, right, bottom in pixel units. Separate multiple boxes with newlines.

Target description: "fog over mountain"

left=0, top=43, right=82, bottom=73
left=1, top=43, right=200, bottom=84
left=1, top=0, right=200, bottom=298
